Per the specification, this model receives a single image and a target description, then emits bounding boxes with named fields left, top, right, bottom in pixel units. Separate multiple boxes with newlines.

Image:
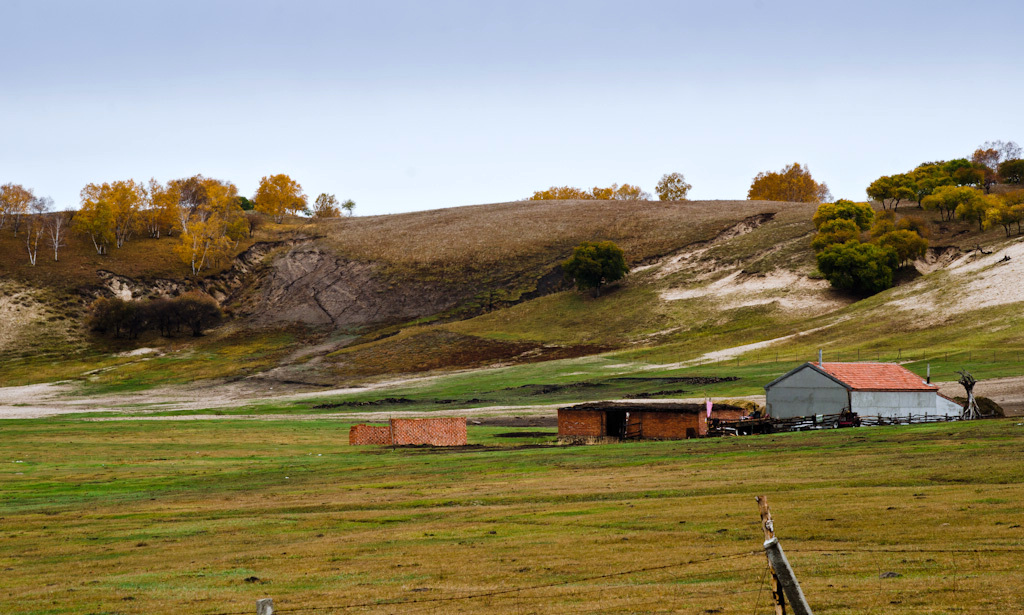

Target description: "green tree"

left=877, top=230, right=928, bottom=267
left=999, top=159, right=1024, bottom=184
left=811, top=218, right=860, bottom=252
left=921, top=185, right=982, bottom=222
left=816, top=240, right=898, bottom=296
left=655, top=172, right=692, bottom=201
left=812, top=199, right=874, bottom=230
left=563, top=240, right=628, bottom=296
left=866, top=174, right=915, bottom=210
left=955, top=193, right=995, bottom=230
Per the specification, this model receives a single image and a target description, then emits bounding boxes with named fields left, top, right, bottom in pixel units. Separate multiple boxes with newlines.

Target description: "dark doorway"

left=606, top=411, right=627, bottom=438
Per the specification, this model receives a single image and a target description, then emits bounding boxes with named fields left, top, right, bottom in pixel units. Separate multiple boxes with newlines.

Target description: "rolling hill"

left=2, top=197, right=1023, bottom=412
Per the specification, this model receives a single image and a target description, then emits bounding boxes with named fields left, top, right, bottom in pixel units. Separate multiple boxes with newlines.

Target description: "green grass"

left=1, top=418, right=1023, bottom=614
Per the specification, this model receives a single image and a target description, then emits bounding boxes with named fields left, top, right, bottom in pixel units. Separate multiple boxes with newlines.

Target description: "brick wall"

left=640, top=410, right=706, bottom=439
left=390, top=417, right=467, bottom=446
left=711, top=406, right=747, bottom=421
left=558, top=409, right=606, bottom=437
left=349, top=424, right=392, bottom=446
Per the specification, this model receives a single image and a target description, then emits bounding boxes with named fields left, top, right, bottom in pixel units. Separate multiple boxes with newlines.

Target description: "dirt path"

left=2, top=374, right=1020, bottom=420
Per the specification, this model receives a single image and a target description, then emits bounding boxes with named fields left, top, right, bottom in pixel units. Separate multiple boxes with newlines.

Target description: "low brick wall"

left=349, top=418, right=467, bottom=446
left=349, top=424, right=391, bottom=446
left=391, top=417, right=467, bottom=446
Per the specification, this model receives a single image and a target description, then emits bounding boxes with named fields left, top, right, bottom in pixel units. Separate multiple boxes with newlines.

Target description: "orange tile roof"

left=817, top=362, right=936, bottom=392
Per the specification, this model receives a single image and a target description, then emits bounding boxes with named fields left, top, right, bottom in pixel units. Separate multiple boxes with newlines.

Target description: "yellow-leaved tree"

left=748, top=163, right=831, bottom=203
left=144, top=179, right=182, bottom=238
left=253, top=174, right=307, bottom=223
left=0, top=183, right=35, bottom=233
left=175, top=178, right=248, bottom=275
left=79, top=180, right=146, bottom=248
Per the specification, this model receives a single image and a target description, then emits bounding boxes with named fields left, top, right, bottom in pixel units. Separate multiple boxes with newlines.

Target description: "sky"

left=2, top=0, right=1022, bottom=216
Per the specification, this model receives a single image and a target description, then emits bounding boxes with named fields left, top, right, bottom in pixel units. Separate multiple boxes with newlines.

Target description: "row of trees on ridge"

left=0, top=174, right=355, bottom=274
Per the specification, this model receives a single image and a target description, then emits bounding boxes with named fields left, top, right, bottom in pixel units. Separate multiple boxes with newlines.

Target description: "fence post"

left=763, top=538, right=814, bottom=615
left=756, top=496, right=786, bottom=615
left=257, top=598, right=274, bottom=615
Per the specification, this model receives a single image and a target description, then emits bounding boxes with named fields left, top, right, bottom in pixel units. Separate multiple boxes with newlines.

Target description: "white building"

left=764, top=362, right=962, bottom=420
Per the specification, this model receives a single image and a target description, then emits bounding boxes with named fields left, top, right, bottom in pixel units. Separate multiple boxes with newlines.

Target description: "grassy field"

left=2, top=418, right=1022, bottom=614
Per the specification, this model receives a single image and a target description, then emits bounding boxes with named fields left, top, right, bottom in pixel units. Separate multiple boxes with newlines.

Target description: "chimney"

left=927, top=363, right=931, bottom=384
left=818, top=348, right=823, bottom=366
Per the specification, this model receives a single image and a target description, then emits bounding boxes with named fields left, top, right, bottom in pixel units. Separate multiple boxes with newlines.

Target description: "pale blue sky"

left=2, top=0, right=1021, bottom=215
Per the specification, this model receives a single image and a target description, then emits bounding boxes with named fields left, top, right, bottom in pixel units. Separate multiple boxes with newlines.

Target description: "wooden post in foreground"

left=763, top=538, right=813, bottom=615
left=756, top=495, right=786, bottom=614
left=756, top=496, right=814, bottom=615
left=256, top=598, right=274, bottom=615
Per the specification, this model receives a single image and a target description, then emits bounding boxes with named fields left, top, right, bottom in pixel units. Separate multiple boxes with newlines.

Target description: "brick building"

left=349, top=417, right=467, bottom=446
left=557, top=401, right=746, bottom=443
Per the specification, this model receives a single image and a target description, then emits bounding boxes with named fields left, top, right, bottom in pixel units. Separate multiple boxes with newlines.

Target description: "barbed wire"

left=201, top=545, right=1024, bottom=615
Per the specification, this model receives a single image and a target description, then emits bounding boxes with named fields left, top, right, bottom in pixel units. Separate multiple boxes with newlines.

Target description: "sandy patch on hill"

left=891, top=239, right=1024, bottom=319
left=0, top=284, right=43, bottom=353
left=660, top=270, right=843, bottom=312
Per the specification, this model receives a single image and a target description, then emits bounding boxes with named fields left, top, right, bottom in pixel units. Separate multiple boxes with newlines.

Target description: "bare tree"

left=46, top=208, right=71, bottom=261
left=957, top=369, right=981, bottom=420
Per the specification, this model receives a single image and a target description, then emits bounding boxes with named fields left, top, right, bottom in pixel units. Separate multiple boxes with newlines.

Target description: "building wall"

left=711, top=407, right=747, bottom=421
left=390, top=418, right=467, bottom=446
left=851, top=391, right=958, bottom=418
left=766, top=366, right=849, bottom=418
left=349, top=424, right=391, bottom=446
left=349, top=418, right=467, bottom=446
left=640, top=410, right=706, bottom=439
left=558, top=409, right=606, bottom=437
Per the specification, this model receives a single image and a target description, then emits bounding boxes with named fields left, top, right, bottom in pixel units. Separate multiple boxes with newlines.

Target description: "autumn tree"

left=253, top=174, right=307, bottom=223
left=877, top=229, right=928, bottom=267
left=921, top=185, right=981, bottom=222
left=866, top=174, right=915, bottom=210
left=311, top=193, right=354, bottom=218
left=0, top=183, right=34, bottom=233
left=748, top=163, right=831, bottom=203
left=143, top=179, right=181, bottom=238
left=982, top=196, right=1024, bottom=236
left=895, top=215, right=930, bottom=238
left=812, top=199, right=874, bottom=231
left=79, top=180, right=146, bottom=248
left=529, top=183, right=651, bottom=201
left=608, top=183, right=651, bottom=200
left=655, top=172, right=692, bottom=201
left=956, top=193, right=997, bottom=230
left=869, top=210, right=896, bottom=240
left=528, top=186, right=594, bottom=200
left=972, top=147, right=1001, bottom=193
left=811, top=218, right=860, bottom=252
left=563, top=240, right=628, bottom=297
left=74, top=196, right=115, bottom=254
left=175, top=179, right=247, bottom=275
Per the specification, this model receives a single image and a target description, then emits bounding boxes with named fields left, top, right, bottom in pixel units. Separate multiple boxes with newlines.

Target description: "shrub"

left=563, top=241, right=628, bottom=296
left=816, top=240, right=898, bottom=296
